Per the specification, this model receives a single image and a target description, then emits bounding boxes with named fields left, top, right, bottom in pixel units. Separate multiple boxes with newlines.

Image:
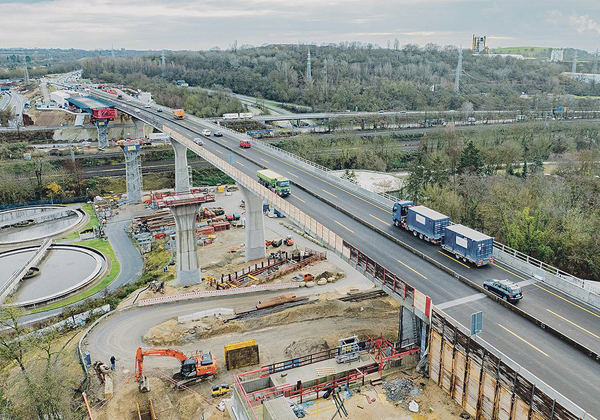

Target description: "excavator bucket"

left=139, top=375, right=151, bottom=393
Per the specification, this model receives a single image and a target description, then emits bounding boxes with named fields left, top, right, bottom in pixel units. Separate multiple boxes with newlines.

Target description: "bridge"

left=90, top=89, right=600, bottom=418
left=66, top=96, right=117, bottom=149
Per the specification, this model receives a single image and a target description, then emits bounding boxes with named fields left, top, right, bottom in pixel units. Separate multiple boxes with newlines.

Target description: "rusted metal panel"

left=464, top=359, right=481, bottom=417
left=512, top=398, right=531, bottom=420
left=441, top=341, right=454, bottom=393
left=453, top=351, right=467, bottom=407
left=531, top=412, right=546, bottom=420
left=455, top=329, right=468, bottom=354
left=496, top=385, right=512, bottom=420
left=429, top=330, right=442, bottom=385
left=482, top=352, right=499, bottom=377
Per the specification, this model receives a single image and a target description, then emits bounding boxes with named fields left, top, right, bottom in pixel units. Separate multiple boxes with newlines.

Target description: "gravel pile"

left=382, top=378, right=421, bottom=402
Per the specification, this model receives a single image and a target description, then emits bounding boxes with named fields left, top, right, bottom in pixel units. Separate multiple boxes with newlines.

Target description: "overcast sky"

left=3, top=0, right=600, bottom=52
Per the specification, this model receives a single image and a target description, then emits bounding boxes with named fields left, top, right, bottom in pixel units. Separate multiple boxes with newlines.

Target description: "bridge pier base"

left=96, top=122, right=109, bottom=149
left=170, top=203, right=200, bottom=285
left=239, top=185, right=266, bottom=262
left=171, top=139, right=191, bottom=193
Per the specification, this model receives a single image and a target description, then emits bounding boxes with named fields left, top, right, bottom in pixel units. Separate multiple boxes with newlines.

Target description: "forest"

left=81, top=44, right=600, bottom=112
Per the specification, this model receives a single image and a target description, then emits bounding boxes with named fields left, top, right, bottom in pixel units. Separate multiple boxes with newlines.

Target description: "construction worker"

left=110, top=355, right=116, bottom=371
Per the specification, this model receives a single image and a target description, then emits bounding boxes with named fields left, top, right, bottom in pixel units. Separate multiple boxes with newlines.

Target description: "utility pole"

left=306, top=47, right=312, bottom=83
left=454, top=47, right=462, bottom=93
left=323, top=57, right=328, bottom=99
left=593, top=49, right=598, bottom=74
left=572, top=51, right=577, bottom=73
left=161, top=50, right=166, bottom=77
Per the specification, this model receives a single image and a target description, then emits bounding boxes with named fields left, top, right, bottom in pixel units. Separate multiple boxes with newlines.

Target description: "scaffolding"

left=119, top=140, right=143, bottom=204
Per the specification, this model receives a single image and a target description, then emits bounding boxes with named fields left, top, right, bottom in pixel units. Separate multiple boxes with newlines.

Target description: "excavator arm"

left=135, top=347, right=188, bottom=381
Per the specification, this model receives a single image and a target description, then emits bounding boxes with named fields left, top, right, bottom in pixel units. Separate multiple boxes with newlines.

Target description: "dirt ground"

left=135, top=222, right=345, bottom=302
left=299, top=371, right=464, bottom=420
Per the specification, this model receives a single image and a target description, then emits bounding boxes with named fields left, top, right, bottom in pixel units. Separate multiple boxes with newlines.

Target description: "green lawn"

left=28, top=238, right=121, bottom=314
left=61, top=202, right=98, bottom=241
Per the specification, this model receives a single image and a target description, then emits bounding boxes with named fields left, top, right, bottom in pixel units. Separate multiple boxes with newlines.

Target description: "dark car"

left=214, top=131, right=223, bottom=137
left=483, top=279, right=523, bottom=304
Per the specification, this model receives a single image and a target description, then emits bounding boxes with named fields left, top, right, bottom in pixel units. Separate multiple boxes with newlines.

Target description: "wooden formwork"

left=428, top=309, right=582, bottom=420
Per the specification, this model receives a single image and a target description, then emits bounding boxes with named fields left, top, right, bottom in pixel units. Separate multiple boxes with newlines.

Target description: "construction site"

left=74, top=187, right=467, bottom=420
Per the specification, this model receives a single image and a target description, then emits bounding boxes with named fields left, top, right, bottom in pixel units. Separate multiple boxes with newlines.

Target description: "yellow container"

left=217, top=185, right=225, bottom=193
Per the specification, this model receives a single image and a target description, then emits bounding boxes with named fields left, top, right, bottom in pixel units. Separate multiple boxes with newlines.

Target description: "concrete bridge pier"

left=239, top=185, right=266, bottom=262
left=133, top=117, right=147, bottom=140
left=171, top=139, right=191, bottom=192
left=170, top=203, right=201, bottom=285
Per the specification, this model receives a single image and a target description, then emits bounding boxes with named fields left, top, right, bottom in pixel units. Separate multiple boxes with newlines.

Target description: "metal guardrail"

left=202, top=118, right=600, bottom=301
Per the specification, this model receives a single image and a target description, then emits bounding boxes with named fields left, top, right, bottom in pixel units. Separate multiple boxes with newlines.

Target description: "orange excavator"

left=135, top=347, right=218, bottom=392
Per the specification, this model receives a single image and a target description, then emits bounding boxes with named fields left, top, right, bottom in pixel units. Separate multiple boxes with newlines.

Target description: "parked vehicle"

left=202, top=129, right=212, bottom=136
left=392, top=201, right=494, bottom=266
left=257, top=169, right=291, bottom=197
left=442, top=224, right=494, bottom=266
left=212, top=384, right=231, bottom=397
left=483, top=279, right=523, bottom=303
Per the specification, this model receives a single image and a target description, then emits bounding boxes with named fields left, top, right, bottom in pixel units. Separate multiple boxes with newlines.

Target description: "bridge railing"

left=198, top=116, right=600, bottom=306
left=161, top=123, right=591, bottom=420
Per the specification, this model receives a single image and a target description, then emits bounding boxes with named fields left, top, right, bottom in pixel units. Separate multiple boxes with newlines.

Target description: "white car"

left=202, top=129, right=212, bottom=136
left=145, top=103, right=151, bottom=108
left=194, top=138, right=204, bottom=146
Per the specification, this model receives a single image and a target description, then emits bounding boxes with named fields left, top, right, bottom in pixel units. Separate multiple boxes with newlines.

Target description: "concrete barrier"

left=495, top=248, right=600, bottom=311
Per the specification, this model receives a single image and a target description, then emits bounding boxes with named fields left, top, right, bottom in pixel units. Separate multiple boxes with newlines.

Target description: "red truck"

left=239, top=140, right=251, bottom=148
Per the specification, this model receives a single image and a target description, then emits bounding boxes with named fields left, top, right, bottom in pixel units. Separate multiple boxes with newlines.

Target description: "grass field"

left=28, top=238, right=121, bottom=314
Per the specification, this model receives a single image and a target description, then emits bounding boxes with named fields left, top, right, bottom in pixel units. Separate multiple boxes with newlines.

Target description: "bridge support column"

left=132, top=117, right=147, bottom=140
left=95, top=122, right=109, bottom=149
left=171, top=139, right=191, bottom=193
left=122, top=144, right=142, bottom=204
left=170, top=204, right=200, bottom=285
left=239, top=185, right=266, bottom=262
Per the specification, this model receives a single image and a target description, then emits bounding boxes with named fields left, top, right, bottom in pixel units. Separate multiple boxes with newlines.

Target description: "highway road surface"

left=91, top=91, right=600, bottom=416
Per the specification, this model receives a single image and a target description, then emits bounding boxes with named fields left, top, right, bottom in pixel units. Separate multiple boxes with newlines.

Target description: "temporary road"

left=94, top=93, right=600, bottom=416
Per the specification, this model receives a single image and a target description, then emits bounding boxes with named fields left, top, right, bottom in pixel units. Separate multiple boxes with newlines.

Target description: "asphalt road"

left=93, top=92, right=600, bottom=416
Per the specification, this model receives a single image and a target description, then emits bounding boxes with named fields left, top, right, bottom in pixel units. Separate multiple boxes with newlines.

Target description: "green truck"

left=257, top=169, right=291, bottom=197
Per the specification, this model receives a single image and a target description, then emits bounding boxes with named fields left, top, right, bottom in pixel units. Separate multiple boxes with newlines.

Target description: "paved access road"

left=95, top=93, right=600, bottom=417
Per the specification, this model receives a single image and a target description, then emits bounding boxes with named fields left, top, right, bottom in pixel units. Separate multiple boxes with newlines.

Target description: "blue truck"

left=442, top=224, right=494, bottom=266
left=393, top=202, right=450, bottom=243
left=392, top=201, right=494, bottom=266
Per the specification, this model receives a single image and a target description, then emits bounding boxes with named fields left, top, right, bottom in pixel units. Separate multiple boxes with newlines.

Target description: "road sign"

left=471, top=311, right=483, bottom=336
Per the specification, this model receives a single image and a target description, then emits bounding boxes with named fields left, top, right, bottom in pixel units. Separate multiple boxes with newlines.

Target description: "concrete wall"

left=52, top=125, right=153, bottom=142
left=495, top=249, right=600, bottom=311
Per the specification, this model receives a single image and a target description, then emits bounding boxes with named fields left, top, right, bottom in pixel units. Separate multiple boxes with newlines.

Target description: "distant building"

left=550, top=49, right=564, bottom=62
left=562, top=72, right=600, bottom=83
left=472, top=35, right=488, bottom=54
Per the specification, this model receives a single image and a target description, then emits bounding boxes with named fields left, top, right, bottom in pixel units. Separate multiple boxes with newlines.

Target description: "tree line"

left=81, top=44, right=600, bottom=113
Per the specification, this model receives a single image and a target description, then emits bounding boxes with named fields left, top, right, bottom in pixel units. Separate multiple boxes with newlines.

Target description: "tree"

left=341, top=169, right=359, bottom=184
left=458, top=140, right=483, bottom=174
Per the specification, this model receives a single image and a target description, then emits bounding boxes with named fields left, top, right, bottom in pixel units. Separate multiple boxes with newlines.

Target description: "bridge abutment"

left=239, top=185, right=266, bottom=262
